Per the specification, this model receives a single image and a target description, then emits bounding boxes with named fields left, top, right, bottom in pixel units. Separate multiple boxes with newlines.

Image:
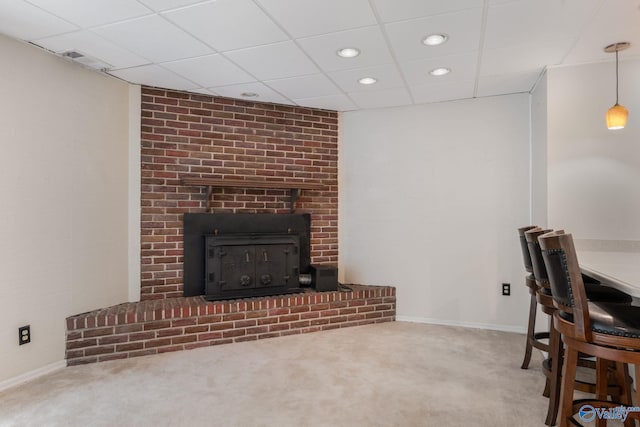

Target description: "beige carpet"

left=1, top=322, right=558, bottom=426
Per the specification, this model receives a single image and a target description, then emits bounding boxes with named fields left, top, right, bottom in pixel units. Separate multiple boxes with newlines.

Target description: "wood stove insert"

left=184, top=213, right=310, bottom=300
left=205, top=234, right=300, bottom=299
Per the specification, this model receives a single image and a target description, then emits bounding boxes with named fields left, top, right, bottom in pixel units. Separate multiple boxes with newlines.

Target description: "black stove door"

left=255, top=245, right=298, bottom=288
left=204, top=234, right=301, bottom=299
left=217, top=245, right=256, bottom=291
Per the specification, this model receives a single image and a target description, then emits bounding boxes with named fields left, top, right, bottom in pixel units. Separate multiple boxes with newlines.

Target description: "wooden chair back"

left=518, top=225, right=538, bottom=273
left=539, top=231, right=592, bottom=343
left=524, top=227, right=552, bottom=289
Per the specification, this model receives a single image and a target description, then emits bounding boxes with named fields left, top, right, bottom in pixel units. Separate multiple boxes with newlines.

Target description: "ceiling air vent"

left=61, top=50, right=112, bottom=72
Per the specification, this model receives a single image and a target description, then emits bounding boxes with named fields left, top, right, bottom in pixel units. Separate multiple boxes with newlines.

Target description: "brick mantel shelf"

left=181, top=177, right=324, bottom=213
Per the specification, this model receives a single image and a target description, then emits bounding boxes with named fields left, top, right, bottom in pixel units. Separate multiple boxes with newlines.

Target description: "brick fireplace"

left=65, top=87, right=395, bottom=365
left=139, top=87, right=339, bottom=300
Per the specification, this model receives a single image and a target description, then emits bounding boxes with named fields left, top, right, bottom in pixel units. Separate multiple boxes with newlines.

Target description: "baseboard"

left=0, top=360, right=66, bottom=393
left=396, top=316, right=527, bottom=334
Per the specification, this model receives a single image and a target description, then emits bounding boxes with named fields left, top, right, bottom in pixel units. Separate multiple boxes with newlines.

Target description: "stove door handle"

left=245, top=250, right=250, bottom=263
left=263, top=250, right=269, bottom=262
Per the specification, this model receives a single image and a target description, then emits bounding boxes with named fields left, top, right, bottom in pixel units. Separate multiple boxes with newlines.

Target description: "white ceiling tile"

left=484, top=0, right=600, bottom=51
left=409, top=79, right=475, bottom=104
left=224, top=41, right=319, bottom=80
left=137, top=0, right=206, bottom=12
left=400, top=52, right=478, bottom=86
left=161, top=54, right=255, bottom=87
left=385, top=8, right=483, bottom=61
left=563, top=2, right=640, bottom=65
left=26, top=0, right=152, bottom=28
left=264, top=74, right=342, bottom=99
left=328, top=64, right=405, bottom=93
left=481, top=41, right=569, bottom=76
left=256, top=0, right=377, bottom=38
left=297, top=26, right=395, bottom=72
left=0, top=0, right=637, bottom=110
left=294, top=94, right=357, bottom=111
left=109, top=64, right=199, bottom=90
left=33, top=30, right=149, bottom=70
left=210, top=82, right=293, bottom=105
left=372, top=0, right=484, bottom=23
left=476, top=70, right=542, bottom=97
left=163, top=0, right=288, bottom=52
left=0, top=1, right=77, bottom=40
left=93, top=14, right=212, bottom=63
left=348, top=87, right=413, bottom=109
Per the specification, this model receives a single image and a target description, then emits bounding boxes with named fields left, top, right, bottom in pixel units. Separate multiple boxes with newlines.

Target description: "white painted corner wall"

left=128, top=85, right=142, bottom=303
left=0, top=35, right=132, bottom=384
left=339, top=95, right=532, bottom=331
left=530, top=72, right=548, bottom=228
left=530, top=72, right=550, bottom=334
left=547, top=60, right=640, bottom=241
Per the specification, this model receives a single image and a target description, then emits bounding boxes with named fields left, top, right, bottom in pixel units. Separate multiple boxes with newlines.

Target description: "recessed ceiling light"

left=337, top=47, right=360, bottom=58
left=422, top=34, right=448, bottom=46
left=241, top=92, right=259, bottom=98
left=429, top=67, right=451, bottom=77
left=358, top=77, right=377, bottom=85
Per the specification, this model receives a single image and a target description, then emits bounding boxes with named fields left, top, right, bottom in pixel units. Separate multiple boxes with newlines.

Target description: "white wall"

left=128, top=85, right=142, bottom=303
left=530, top=72, right=550, bottom=333
left=0, top=35, right=133, bottom=384
left=340, top=94, right=531, bottom=331
left=531, top=72, right=548, bottom=228
left=547, top=60, right=640, bottom=243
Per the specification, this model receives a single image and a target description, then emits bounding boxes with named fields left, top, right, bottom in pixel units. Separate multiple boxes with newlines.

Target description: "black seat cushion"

left=589, top=302, right=640, bottom=338
left=584, top=282, right=633, bottom=303
left=582, top=273, right=600, bottom=285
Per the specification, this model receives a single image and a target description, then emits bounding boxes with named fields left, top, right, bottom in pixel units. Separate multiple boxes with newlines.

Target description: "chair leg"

left=595, top=358, right=608, bottom=427
left=546, top=323, right=562, bottom=426
left=522, top=292, right=537, bottom=369
left=614, top=363, right=634, bottom=427
left=560, top=347, right=578, bottom=427
left=543, top=377, right=551, bottom=398
left=635, top=365, right=640, bottom=427
left=610, top=362, right=622, bottom=404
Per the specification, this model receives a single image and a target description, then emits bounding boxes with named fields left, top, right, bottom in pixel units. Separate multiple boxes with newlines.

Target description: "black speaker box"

left=310, top=265, right=338, bottom=292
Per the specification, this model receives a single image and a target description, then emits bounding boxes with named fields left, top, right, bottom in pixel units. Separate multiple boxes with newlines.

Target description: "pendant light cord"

left=615, top=49, right=619, bottom=104
left=616, top=47, right=618, bottom=104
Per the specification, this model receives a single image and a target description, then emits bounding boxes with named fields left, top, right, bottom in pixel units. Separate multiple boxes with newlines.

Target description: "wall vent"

left=61, top=50, right=112, bottom=72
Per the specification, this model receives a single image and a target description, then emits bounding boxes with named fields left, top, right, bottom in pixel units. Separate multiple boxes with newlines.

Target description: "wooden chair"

left=539, top=231, right=637, bottom=427
left=518, top=225, right=549, bottom=370
left=525, top=227, right=564, bottom=424
left=525, top=228, right=632, bottom=426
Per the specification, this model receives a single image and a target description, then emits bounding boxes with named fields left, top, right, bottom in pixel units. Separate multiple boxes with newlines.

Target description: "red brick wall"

left=140, top=87, right=339, bottom=300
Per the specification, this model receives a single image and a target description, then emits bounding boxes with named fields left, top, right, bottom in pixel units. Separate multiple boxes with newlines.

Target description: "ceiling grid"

left=0, top=0, right=637, bottom=111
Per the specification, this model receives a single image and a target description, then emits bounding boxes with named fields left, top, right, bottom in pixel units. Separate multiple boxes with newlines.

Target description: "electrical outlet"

left=18, top=325, right=30, bottom=345
left=502, top=283, right=511, bottom=296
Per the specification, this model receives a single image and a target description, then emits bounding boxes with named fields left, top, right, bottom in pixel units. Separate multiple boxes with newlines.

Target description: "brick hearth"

left=65, top=285, right=396, bottom=366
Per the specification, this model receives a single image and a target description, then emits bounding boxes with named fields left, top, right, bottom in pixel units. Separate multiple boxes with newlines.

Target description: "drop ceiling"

left=1, top=0, right=639, bottom=111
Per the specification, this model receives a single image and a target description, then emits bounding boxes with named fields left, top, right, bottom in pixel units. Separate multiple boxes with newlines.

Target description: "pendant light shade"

left=606, top=103, right=628, bottom=130
left=604, top=42, right=631, bottom=130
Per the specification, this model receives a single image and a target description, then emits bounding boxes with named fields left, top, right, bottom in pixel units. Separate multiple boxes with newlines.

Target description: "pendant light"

left=604, top=42, right=630, bottom=130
